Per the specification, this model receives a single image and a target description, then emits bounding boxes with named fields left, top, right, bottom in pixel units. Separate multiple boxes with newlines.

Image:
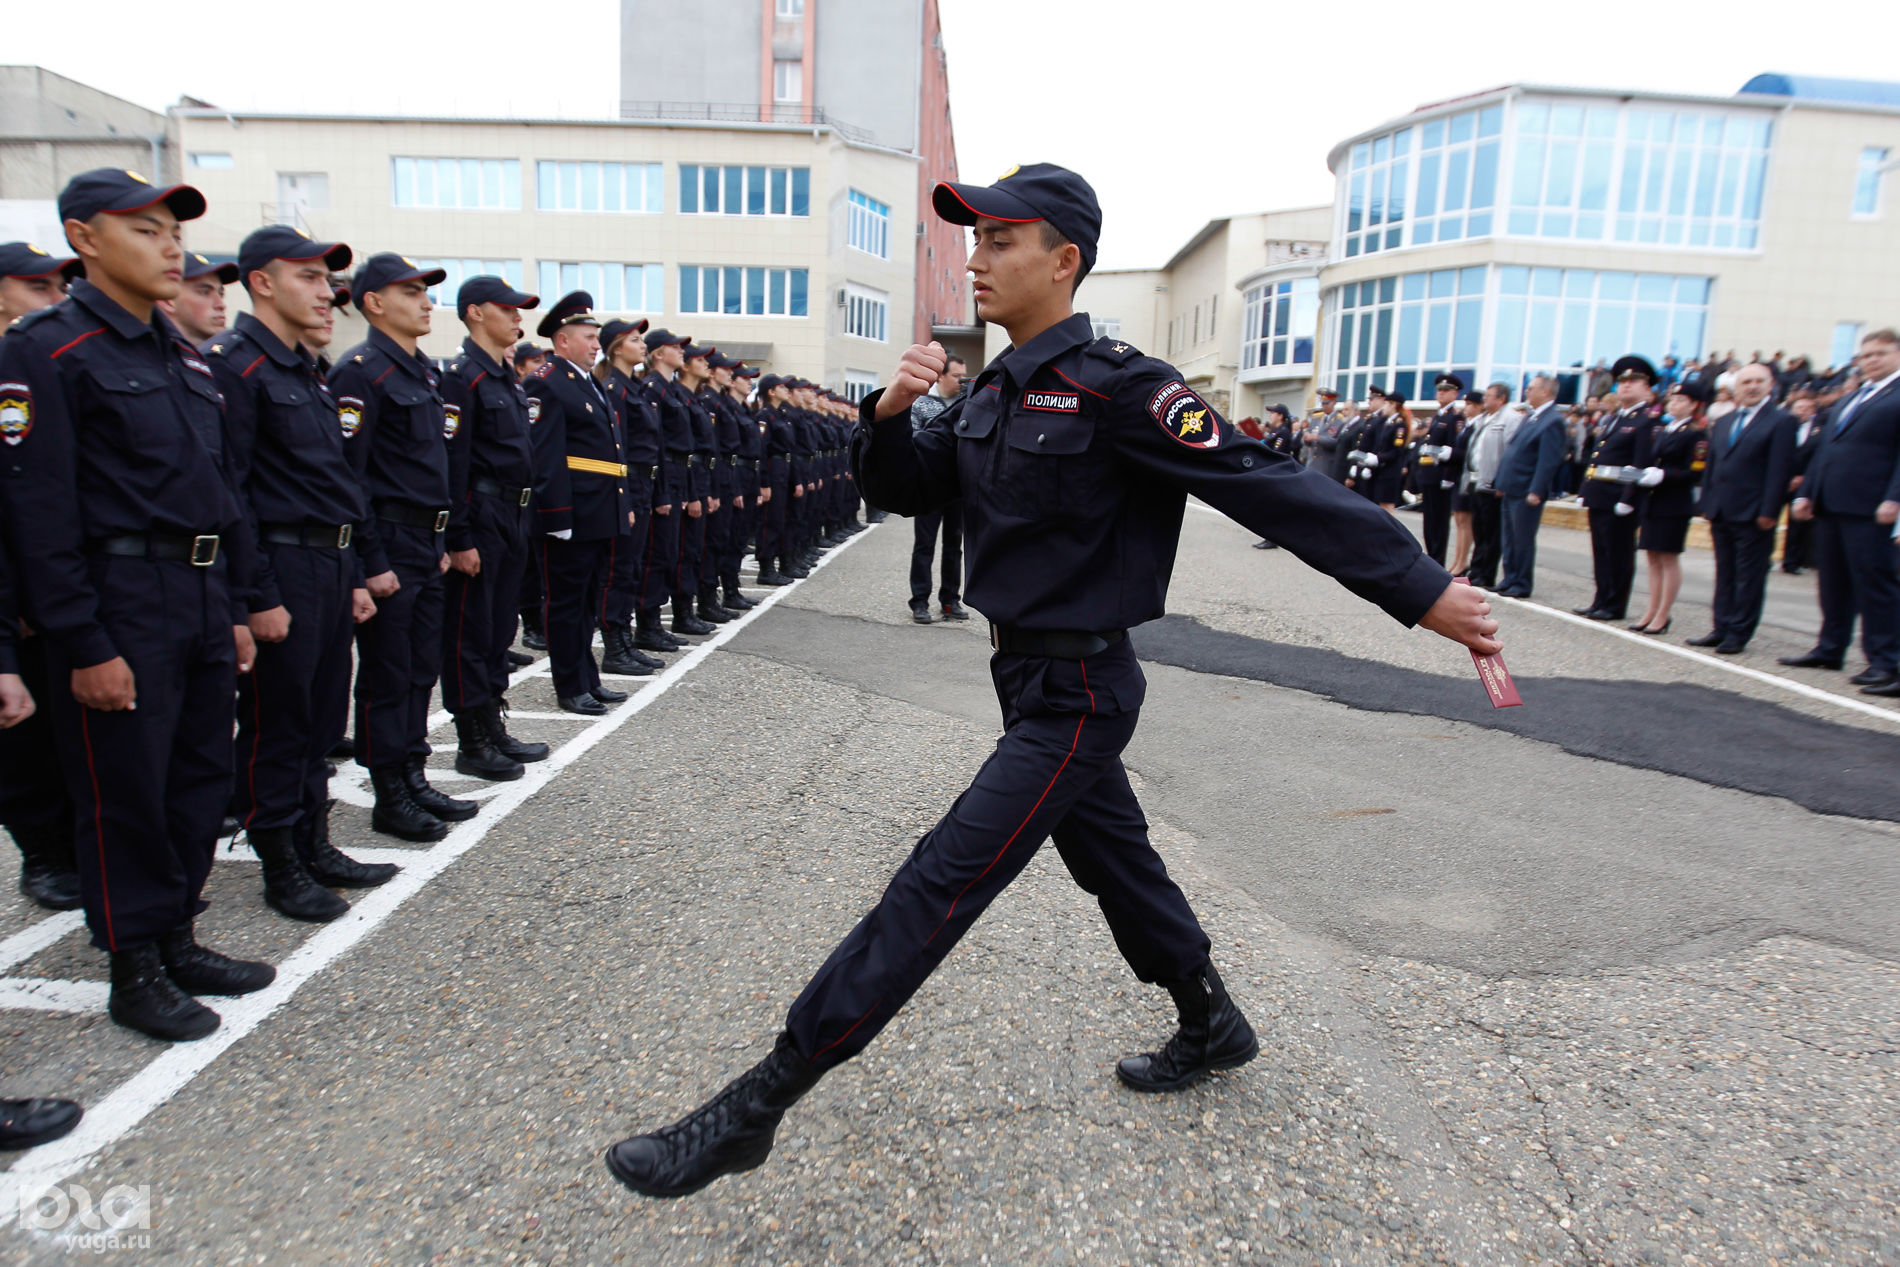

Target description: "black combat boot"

left=697, top=591, right=735, bottom=624
left=249, top=825, right=350, bottom=922
left=756, top=559, right=793, bottom=586
left=485, top=701, right=549, bottom=763
left=635, top=609, right=682, bottom=652
left=781, top=556, right=811, bottom=579
left=10, top=821, right=80, bottom=911
left=671, top=598, right=714, bottom=637
left=1116, top=961, right=1259, bottom=1092
left=304, top=806, right=400, bottom=888
left=598, top=623, right=653, bottom=677
left=108, top=944, right=220, bottom=1042
left=0, top=1098, right=83, bottom=1150
left=520, top=607, right=548, bottom=651
left=722, top=582, right=758, bottom=610
left=368, top=766, right=449, bottom=842
left=404, top=756, right=477, bottom=822
left=605, top=1032, right=822, bottom=1198
left=157, top=920, right=275, bottom=996
left=454, top=711, right=525, bottom=782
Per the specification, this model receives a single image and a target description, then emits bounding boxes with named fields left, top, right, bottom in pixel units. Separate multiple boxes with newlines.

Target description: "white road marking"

left=0, top=526, right=879, bottom=1226
left=0, top=978, right=108, bottom=1014
left=1184, top=498, right=1900, bottom=728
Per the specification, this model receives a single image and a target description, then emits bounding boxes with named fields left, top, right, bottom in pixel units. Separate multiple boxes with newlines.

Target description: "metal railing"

left=617, top=101, right=875, bottom=145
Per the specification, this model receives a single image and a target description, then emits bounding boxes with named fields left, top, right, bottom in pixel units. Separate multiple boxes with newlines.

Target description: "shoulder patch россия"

left=338, top=395, right=364, bottom=438
left=1148, top=381, right=1219, bottom=449
left=0, top=383, right=32, bottom=446
left=442, top=403, right=462, bottom=439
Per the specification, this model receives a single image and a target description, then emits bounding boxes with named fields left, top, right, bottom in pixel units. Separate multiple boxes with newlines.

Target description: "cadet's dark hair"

left=945, top=353, right=967, bottom=370
left=1037, top=222, right=1091, bottom=295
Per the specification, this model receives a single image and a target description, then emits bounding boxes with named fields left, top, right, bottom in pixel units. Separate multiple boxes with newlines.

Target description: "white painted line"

left=0, top=978, right=108, bottom=1014
left=1184, top=497, right=1900, bottom=728
left=0, top=524, right=879, bottom=1224
left=0, top=912, right=84, bottom=975
left=491, top=710, right=598, bottom=722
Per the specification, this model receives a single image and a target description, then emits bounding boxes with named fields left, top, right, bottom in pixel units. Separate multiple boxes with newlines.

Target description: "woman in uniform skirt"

left=1630, top=376, right=1713, bottom=634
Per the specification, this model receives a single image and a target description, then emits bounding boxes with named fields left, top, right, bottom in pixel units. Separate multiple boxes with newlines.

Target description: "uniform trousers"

left=541, top=534, right=616, bottom=698
left=638, top=465, right=682, bottom=616
left=676, top=503, right=708, bottom=603
left=46, top=557, right=234, bottom=950
left=723, top=474, right=759, bottom=586
left=910, top=503, right=963, bottom=607
left=785, top=638, right=1211, bottom=1071
left=1586, top=507, right=1640, bottom=617
left=699, top=497, right=728, bottom=594
left=1466, top=490, right=1503, bottom=587
left=1813, top=511, right=1900, bottom=672
left=442, top=494, right=532, bottom=714
left=235, top=542, right=353, bottom=836
left=353, top=522, right=444, bottom=770
left=599, top=481, right=653, bottom=629
left=1420, top=484, right=1454, bottom=564
left=1708, top=518, right=1777, bottom=645
left=758, top=467, right=791, bottom=564
left=0, top=637, right=73, bottom=832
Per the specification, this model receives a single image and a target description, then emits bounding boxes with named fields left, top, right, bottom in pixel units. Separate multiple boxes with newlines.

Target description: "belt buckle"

left=988, top=625, right=1001, bottom=651
left=337, top=524, right=354, bottom=549
left=432, top=510, right=450, bottom=533
left=518, top=488, right=532, bottom=507
left=189, top=535, right=219, bottom=567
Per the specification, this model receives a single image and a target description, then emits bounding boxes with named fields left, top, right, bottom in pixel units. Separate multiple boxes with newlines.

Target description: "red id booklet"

left=1455, top=578, right=1522, bottom=708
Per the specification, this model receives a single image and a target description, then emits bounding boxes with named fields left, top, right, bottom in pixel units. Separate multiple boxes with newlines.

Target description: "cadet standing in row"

left=1575, top=355, right=1661, bottom=621
left=596, top=317, right=667, bottom=678
left=1418, top=373, right=1466, bottom=564
left=753, top=374, right=797, bottom=585
left=634, top=329, right=694, bottom=651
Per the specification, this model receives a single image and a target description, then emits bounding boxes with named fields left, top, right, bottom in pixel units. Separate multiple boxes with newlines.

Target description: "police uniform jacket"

left=790, top=409, right=819, bottom=488
left=206, top=311, right=367, bottom=606
left=700, top=386, right=743, bottom=500
left=639, top=373, right=696, bottom=503
left=604, top=367, right=663, bottom=512
left=685, top=385, right=718, bottom=495
left=1421, top=408, right=1461, bottom=488
left=852, top=312, right=1448, bottom=632
left=525, top=355, right=631, bottom=542
left=1581, top=405, right=1659, bottom=512
left=0, top=279, right=253, bottom=665
left=1363, top=410, right=1410, bottom=500
left=440, top=337, right=535, bottom=554
left=1641, top=420, right=1708, bottom=521
left=762, top=405, right=795, bottom=487
left=733, top=396, right=764, bottom=493
left=331, top=326, right=452, bottom=578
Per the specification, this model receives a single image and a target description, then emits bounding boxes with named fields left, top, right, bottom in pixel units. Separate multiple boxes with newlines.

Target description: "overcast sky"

left=12, top=0, right=1889, bottom=269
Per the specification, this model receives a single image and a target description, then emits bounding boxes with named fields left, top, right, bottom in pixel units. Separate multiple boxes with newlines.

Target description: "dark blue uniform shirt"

left=0, top=279, right=252, bottom=666
left=853, top=312, right=1448, bottom=632
left=441, top=337, right=535, bottom=553
left=206, top=311, right=366, bottom=608
left=525, top=355, right=631, bottom=541
left=605, top=367, right=663, bottom=510
left=330, top=325, right=452, bottom=577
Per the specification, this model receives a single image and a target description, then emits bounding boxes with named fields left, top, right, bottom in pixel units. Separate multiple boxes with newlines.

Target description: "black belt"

left=374, top=500, right=451, bottom=532
left=725, top=455, right=741, bottom=467
left=664, top=450, right=691, bottom=463
left=471, top=476, right=532, bottom=507
left=989, top=625, right=1126, bottom=658
left=89, top=533, right=220, bottom=566
left=259, top=522, right=353, bottom=549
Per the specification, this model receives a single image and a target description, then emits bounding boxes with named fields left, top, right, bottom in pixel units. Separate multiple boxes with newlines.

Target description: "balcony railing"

left=617, top=101, right=874, bottom=145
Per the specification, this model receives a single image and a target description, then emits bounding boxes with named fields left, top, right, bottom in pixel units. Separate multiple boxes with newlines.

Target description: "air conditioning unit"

left=835, top=288, right=847, bottom=308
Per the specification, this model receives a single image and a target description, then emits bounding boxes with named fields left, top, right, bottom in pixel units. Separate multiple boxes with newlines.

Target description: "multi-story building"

left=0, top=65, right=169, bottom=244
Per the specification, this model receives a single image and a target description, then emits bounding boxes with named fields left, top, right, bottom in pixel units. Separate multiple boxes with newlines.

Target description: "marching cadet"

left=0, top=168, right=274, bottom=1042
left=157, top=251, right=237, bottom=345
left=1418, top=373, right=1466, bottom=564
left=440, top=275, right=554, bottom=774
left=596, top=317, right=666, bottom=677
left=1575, top=355, right=1661, bottom=621
left=524, top=292, right=633, bottom=716
left=634, top=329, right=695, bottom=651
left=333, top=253, right=472, bottom=839
left=754, top=374, right=797, bottom=585
left=677, top=345, right=727, bottom=628
left=0, top=241, right=84, bottom=912
left=210, top=225, right=395, bottom=924
left=605, top=162, right=1498, bottom=1199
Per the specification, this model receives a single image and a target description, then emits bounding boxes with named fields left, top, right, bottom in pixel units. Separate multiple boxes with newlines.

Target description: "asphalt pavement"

left=0, top=506, right=1894, bottom=1266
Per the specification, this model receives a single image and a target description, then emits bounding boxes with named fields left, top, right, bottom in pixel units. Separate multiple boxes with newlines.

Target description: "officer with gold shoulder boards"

left=1575, top=354, right=1661, bottom=621
left=1418, top=372, right=1465, bottom=564
left=525, top=292, right=634, bottom=716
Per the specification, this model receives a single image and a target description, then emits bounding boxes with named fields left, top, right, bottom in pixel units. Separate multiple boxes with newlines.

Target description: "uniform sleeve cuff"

left=63, top=628, right=122, bottom=671
left=1378, top=553, right=1455, bottom=628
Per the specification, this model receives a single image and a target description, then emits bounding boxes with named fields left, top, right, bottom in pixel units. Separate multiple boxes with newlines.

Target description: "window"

left=843, top=369, right=878, bottom=403
left=1091, top=318, right=1122, bottom=340
left=1831, top=322, right=1864, bottom=369
left=848, top=190, right=891, bottom=258
left=534, top=161, right=662, bottom=214
left=774, top=60, right=803, bottom=104
left=190, top=152, right=233, bottom=170
left=1585, top=105, right=1768, bottom=249
left=536, top=261, right=664, bottom=313
left=1485, top=266, right=1710, bottom=400
left=1327, top=267, right=1488, bottom=404
left=843, top=283, right=890, bottom=341
left=1342, top=104, right=1503, bottom=258
left=679, top=165, right=809, bottom=216
left=417, top=259, right=524, bottom=309
left=678, top=265, right=808, bottom=317
left=1854, top=147, right=1889, bottom=217
left=391, top=157, right=522, bottom=210
left=776, top=0, right=804, bottom=14
left=1241, top=277, right=1319, bottom=372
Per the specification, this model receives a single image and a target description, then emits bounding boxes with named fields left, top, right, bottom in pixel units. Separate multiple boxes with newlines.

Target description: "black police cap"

left=758, top=373, right=784, bottom=393
left=1267, top=403, right=1293, bottom=420
left=1434, top=372, right=1466, bottom=392
left=0, top=241, right=83, bottom=283
left=512, top=342, right=546, bottom=365
left=237, top=225, right=350, bottom=287
left=535, top=290, right=599, bottom=338
left=183, top=252, right=239, bottom=284
left=458, top=274, right=540, bottom=313
left=681, top=343, right=713, bottom=361
left=349, top=253, right=446, bottom=308
left=58, top=168, right=205, bottom=227
left=599, top=318, right=650, bottom=356
left=1612, top=354, right=1658, bottom=384
left=707, top=350, right=741, bottom=369
left=735, top=364, right=759, bottom=378
left=1668, top=374, right=1714, bottom=405
left=644, top=328, right=689, bottom=350
left=932, top=162, right=1102, bottom=271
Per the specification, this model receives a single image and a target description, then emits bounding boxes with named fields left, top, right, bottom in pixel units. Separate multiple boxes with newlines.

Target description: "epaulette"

left=1083, top=336, right=1141, bottom=365
left=529, top=361, right=555, bottom=380
left=204, top=329, right=244, bottom=357
left=8, top=305, right=64, bottom=335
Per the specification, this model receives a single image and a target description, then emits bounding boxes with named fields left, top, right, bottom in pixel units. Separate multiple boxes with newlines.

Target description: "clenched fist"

left=874, top=342, right=949, bottom=421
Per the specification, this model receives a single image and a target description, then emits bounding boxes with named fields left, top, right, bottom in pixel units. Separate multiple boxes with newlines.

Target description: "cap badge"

left=125, top=170, right=149, bottom=184
left=999, top=164, right=1020, bottom=180
left=27, top=245, right=47, bottom=256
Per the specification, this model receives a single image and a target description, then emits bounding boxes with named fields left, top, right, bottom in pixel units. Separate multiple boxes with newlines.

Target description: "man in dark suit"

left=1688, top=362, right=1794, bottom=654
left=1781, top=395, right=1822, bottom=573
left=1492, top=374, right=1567, bottom=598
left=1778, top=330, right=1900, bottom=694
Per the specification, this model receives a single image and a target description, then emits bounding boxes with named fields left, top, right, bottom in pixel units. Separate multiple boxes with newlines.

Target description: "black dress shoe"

left=10, top=821, right=81, bottom=911
left=521, top=629, right=548, bottom=652
left=1850, top=668, right=1898, bottom=688
left=1684, top=632, right=1723, bottom=647
left=0, top=1098, right=82, bottom=1150
left=1571, top=605, right=1598, bottom=616
left=1715, top=639, right=1747, bottom=655
left=506, top=649, right=534, bottom=667
left=1777, top=651, right=1844, bottom=670
left=1252, top=539, right=1278, bottom=550
left=910, top=605, right=936, bottom=624
left=940, top=601, right=971, bottom=622
left=560, top=693, right=607, bottom=716
left=109, top=944, right=220, bottom=1042
left=1116, top=962, right=1258, bottom=1093
left=1861, top=678, right=1900, bottom=697
left=592, top=684, right=630, bottom=703
left=1582, top=608, right=1618, bottom=621
left=404, top=757, right=477, bottom=821
left=158, top=922, right=275, bottom=996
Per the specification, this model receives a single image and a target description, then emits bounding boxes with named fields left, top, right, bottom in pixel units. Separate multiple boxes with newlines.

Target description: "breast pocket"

left=479, top=382, right=523, bottom=443
left=87, top=367, right=184, bottom=463
left=1001, top=409, right=1099, bottom=519
left=385, top=383, right=439, bottom=444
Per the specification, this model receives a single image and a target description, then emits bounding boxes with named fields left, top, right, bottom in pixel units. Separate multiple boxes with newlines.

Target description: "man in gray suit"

left=1493, top=375, right=1568, bottom=598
